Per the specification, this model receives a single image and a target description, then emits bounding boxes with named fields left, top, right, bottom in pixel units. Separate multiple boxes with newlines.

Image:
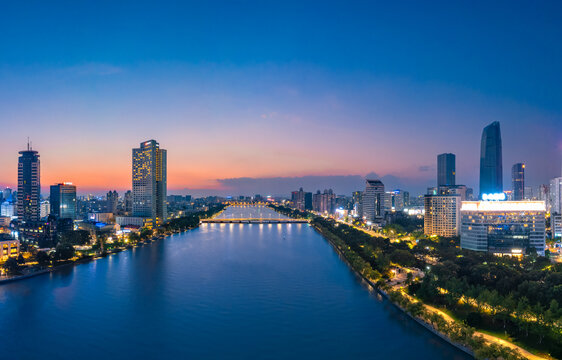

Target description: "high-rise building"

left=552, top=213, right=562, bottom=239
left=107, top=190, right=119, bottom=214
left=352, top=191, right=363, bottom=218
left=424, top=194, right=461, bottom=237
left=460, top=201, right=546, bottom=256
left=124, top=190, right=133, bottom=214
left=40, top=200, right=50, bottom=219
left=312, top=189, right=335, bottom=213
left=362, top=179, right=385, bottom=223
left=2, top=188, right=12, bottom=202
left=550, top=177, right=562, bottom=215
left=511, top=163, right=525, bottom=201
left=291, top=188, right=312, bottom=211
left=50, top=183, right=77, bottom=220
left=384, top=190, right=407, bottom=212
left=437, top=153, right=456, bottom=187
left=132, top=140, right=167, bottom=223
left=479, top=121, right=503, bottom=198
left=17, top=143, right=40, bottom=223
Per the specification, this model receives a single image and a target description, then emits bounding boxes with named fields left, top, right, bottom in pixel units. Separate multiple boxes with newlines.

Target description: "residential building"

left=460, top=201, right=546, bottom=256
left=106, top=190, right=119, bottom=214
left=550, top=177, right=562, bottom=215
left=424, top=194, right=461, bottom=237
left=132, top=140, right=167, bottom=223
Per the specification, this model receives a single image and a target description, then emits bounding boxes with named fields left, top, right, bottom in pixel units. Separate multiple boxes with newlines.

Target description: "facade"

left=50, top=183, right=77, bottom=220
left=423, top=194, right=461, bottom=237
left=1, top=202, right=15, bottom=218
left=552, top=213, right=562, bottom=239
left=132, top=140, right=167, bottom=223
left=437, top=153, right=456, bottom=187
left=550, top=177, right=562, bottom=215
left=460, top=201, right=546, bottom=256
left=0, top=237, right=20, bottom=261
left=479, top=121, right=503, bottom=198
left=40, top=200, right=50, bottom=219
left=312, top=189, right=335, bottom=213
left=107, top=190, right=119, bottom=214
left=17, top=144, right=40, bottom=223
left=124, top=190, right=133, bottom=214
left=291, top=188, right=312, bottom=211
left=362, top=180, right=385, bottom=223
left=384, top=190, right=408, bottom=212
left=511, top=163, right=525, bottom=201
left=438, top=185, right=468, bottom=201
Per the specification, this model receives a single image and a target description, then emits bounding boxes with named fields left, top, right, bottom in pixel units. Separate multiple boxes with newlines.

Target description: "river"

left=0, top=206, right=470, bottom=359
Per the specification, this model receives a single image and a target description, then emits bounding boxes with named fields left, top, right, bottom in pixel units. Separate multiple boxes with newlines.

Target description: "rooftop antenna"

left=27, top=137, right=30, bottom=151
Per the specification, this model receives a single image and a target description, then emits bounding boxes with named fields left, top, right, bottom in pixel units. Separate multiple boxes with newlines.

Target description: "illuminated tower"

left=511, top=163, right=525, bottom=201
left=132, top=140, right=167, bottom=222
left=50, top=183, right=77, bottom=220
left=479, top=121, right=503, bottom=198
left=17, top=141, right=40, bottom=223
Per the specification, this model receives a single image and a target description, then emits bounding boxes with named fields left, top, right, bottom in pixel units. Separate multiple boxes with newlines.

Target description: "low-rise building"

left=0, top=236, right=20, bottom=261
left=460, top=201, right=546, bottom=256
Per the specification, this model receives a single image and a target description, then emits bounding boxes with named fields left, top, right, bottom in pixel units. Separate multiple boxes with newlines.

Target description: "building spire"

left=27, top=137, right=31, bottom=151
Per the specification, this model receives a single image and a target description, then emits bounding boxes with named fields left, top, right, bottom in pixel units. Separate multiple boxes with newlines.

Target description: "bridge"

left=201, top=218, right=308, bottom=224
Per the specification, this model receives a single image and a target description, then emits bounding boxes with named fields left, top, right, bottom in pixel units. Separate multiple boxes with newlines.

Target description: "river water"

left=0, top=206, right=469, bottom=359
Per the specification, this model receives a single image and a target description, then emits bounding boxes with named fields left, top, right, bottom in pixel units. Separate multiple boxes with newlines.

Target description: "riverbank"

left=268, top=204, right=543, bottom=360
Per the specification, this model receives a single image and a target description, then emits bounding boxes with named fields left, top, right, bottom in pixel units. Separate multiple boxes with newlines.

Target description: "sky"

left=0, top=0, right=561, bottom=196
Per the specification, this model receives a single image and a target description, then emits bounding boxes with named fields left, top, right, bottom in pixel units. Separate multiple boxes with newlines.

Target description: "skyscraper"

left=511, top=163, right=525, bottom=201
left=479, top=121, right=503, bottom=198
left=106, top=190, right=119, bottom=214
left=437, top=153, right=455, bottom=187
left=17, top=142, right=40, bottom=223
left=362, top=179, right=385, bottom=223
left=132, top=140, right=167, bottom=223
left=50, top=183, right=77, bottom=220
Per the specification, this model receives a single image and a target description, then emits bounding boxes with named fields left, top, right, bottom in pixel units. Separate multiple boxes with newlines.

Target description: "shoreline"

left=0, top=231, right=187, bottom=286
left=312, top=223, right=475, bottom=358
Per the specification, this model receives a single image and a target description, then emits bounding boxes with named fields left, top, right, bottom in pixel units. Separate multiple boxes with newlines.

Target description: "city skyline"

left=1, top=1, right=562, bottom=196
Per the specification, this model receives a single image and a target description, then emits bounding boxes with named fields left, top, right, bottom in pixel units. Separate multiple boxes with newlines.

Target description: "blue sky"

left=0, top=1, right=561, bottom=195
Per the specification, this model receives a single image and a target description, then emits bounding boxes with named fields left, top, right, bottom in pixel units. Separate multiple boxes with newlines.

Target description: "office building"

left=0, top=236, right=20, bottom=261
left=124, top=190, right=133, bottom=214
left=479, top=121, right=503, bottom=198
left=424, top=194, right=461, bottom=237
left=17, top=143, right=40, bottom=223
left=312, top=189, right=335, bottom=214
left=107, top=190, right=119, bottom=214
left=460, top=201, right=546, bottom=256
left=132, top=140, right=167, bottom=223
left=384, top=190, right=408, bottom=212
left=50, top=183, right=77, bottom=220
left=363, top=179, right=385, bottom=223
left=511, top=163, right=525, bottom=201
left=2, top=188, right=12, bottom=202
left=437, top=153, right=456, bottom=187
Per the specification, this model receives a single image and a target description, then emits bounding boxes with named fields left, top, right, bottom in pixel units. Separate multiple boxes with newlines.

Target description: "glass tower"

left=17, top=143, right=40, bottom=223
left=437, top=153, right=456, bottom=187
left=479, top=121, right=503, bottom=198
left=50, top=183, right=77, bottom=220
left=511, top=163, right=525, bottom=201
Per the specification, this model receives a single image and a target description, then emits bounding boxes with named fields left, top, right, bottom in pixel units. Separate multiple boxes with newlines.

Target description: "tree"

left=53, top=243, right=75, bottom=261
left=2, top=257, right=20, bottom=275
left=35, top=251, right=51, bottom=267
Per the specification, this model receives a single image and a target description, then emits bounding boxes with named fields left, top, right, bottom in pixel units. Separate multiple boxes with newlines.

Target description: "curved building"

left=479, top=121, right=503, bottom=198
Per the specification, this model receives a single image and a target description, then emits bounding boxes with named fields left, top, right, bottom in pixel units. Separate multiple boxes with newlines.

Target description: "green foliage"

left=53, top=243, right=75, bottom=261
left=2, top=257, right=20, bottom=275
left=35, top=251, right=51, bottom=267
left=59, top=230, right=91, bottom=245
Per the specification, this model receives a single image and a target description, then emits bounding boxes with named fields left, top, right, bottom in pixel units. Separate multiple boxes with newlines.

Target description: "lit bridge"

left=201, top=218, right=308, bottom=224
